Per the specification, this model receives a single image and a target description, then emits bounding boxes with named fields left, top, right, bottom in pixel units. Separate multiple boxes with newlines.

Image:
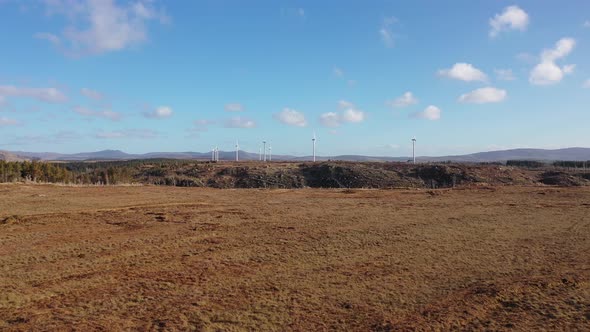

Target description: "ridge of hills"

left=3, top=147, right=590, bottom=163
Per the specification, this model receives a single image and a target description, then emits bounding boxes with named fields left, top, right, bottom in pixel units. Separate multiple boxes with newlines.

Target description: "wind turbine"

left=412, top=137, right=417, bottom=164
left=263, top=140, right=267, bottom=162
left=235, top=140, right=239, bottom=162
left=211, top=147, right=215, bottom=161
left=259, top=145, right=262, bottom=161
left=268, top=144, right=272, bottom=161
left=312, top=131, right=316, bottom=162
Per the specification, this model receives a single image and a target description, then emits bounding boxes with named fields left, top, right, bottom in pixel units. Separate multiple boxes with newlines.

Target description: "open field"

left=1, top=184, right=589, bottom=331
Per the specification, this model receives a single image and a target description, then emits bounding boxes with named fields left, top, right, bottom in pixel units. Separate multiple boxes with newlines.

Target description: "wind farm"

left=2, top=1, right=590, bottom=331
left=2, top=119, right=590, bottom=328
left=4, top=144, right=590, bottom=331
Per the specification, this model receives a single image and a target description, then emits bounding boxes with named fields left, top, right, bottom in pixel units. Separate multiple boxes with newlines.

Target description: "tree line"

left=0, top=160, right=135, bottom=185
left=0, top=159, right=198, bottom=185
left=506, top=160, right=590, bottom=169
left=0, top=160, right=70, bottom=183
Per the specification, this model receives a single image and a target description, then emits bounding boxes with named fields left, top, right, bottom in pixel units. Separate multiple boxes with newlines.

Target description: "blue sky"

left=0, top=0, right=589, bottom=157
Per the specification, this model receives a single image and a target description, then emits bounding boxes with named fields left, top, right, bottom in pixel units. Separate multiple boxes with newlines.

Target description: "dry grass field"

left=1, top=184, right=589, bottom=331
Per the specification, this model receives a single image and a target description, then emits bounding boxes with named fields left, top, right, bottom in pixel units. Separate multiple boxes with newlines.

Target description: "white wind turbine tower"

left=312, top=131, right=316, bottom=162
left=268, top=144, right=272, bottom=161
left=263, top=140, right=267, bottom=162
left=215, top=146, right=219, bottom=162
left=259, top=145, right=262, bottom=161
left=235, top=140, right=239, bottom=162
left=211, top=147, right=215, bottom=161
left=412, top=137, right=417, bottom=164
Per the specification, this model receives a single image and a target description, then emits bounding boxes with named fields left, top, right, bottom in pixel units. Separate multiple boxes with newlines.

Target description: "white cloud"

left=0, top=117, right=20, bottom=126
left=34, top=32, right=61, bottom=45
left=96, top=131, right=125, bottom=139
left=458, top=87, right=507, bottom=104
left=73, top=106, right=95, bottom=116
left=387, top=92, right=418, bottom=108
left=342, top=108, right=365, bottom=123
left=5, top=131, right=83, bottom=145
left=584, top=21, right=590, bottom=28
left=282, top=7, right=305, bottom=18
left=320, top=100, right=366, bottom=127
left=103, top=111, right=122, bottom=121
left=531, top=62, right=565, bottom=85
left=379, top=17, right=397, bottom=48
left=338, top=100, right=365, bottom=123
left=319, top=112, right=340, bottom=127
left=274, top=108, right=307, bottom=127
left=530, top=38, right=576, bottom=85
left=194, top=119, right=213, bottom=127
left=382, top=144, right=400, bottom=150
left=337, top=100, right=354, bottom=110
left=495, top=69, right=516, bottom=81
left=143, top=106, right=173, bottom=119
left=380, top=29, right=393, bottom=48
left=54, top=130, right=81, bottom=140
left=0, top=85, right=68, bottom=103
left=333, top=67, right=344, bottom=78
left=541, top=38, right=576, bottom=62
left=412, top=105, right=441, bottom=121
left=563, top=64, right=576, bottom=74
left=489, top=5, right=529, bottom=38
left=7, top=135, right=46, bottom=146
left=80, top=87, right=104, bottom=100
left=224, top=116, right=256, bottom=128
left=332, top=67, right=357, bottom=87
left=438, top=63, right=488, bottom=82
left=95, top=129, right=158, bottom=139
left=73, top=106, right=122, bottom=121
left=132, top=1, right=162, bottom=20
left=583, top=79, right=590, bottom=89
left=186, top=119, right=213, bottom=137
left=224, top=103, right=244, bottom=112
left=38, top=0, right=169, bottom=55
left=516, top=52, right=537, bottom=63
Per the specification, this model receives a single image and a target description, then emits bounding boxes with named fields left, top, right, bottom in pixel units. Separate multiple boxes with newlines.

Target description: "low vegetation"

left=507, top=159, right=590, bottom=169
left=2, top=159, right=590, bottom=188
left=0, top=185, right=588, bottom=330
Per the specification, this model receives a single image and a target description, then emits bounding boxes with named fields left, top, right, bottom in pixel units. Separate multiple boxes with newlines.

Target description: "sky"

left=0, top=0, right=589, bottom=157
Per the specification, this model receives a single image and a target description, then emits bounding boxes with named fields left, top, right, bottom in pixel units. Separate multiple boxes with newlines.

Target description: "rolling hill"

left=0, top=151, right=27, bottom=162
left=6, top=147, right=590, bottom=163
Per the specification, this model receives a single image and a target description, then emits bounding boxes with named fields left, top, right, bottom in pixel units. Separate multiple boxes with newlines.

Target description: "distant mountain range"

left=2, top=148, right=590, bottom=163
left=0, top=151, right=26, bottom=162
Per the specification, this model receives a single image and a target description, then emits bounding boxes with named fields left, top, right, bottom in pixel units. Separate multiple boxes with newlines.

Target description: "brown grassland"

left=1, top=184, right=589, bottom=331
